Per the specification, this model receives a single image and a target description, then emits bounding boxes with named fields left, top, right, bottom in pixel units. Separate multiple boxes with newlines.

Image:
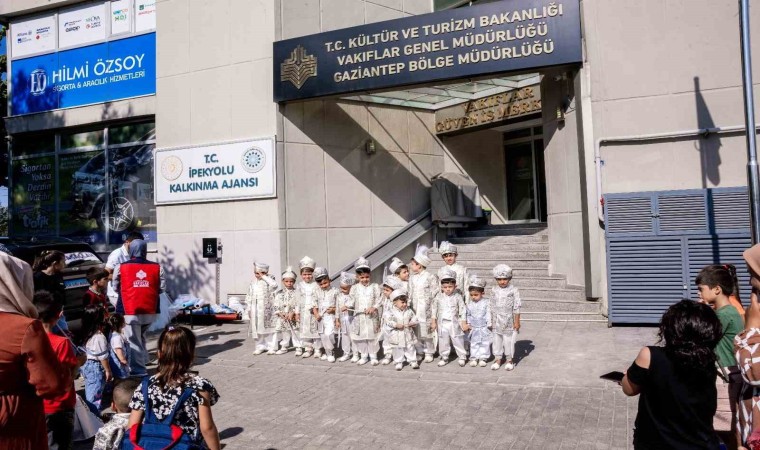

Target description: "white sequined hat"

left=438, top=267, right=457, bottom=282
left=354, top=256, right=371, bottom=271
left=492, top=264, right=513, bottom=279
left=299, top=256, right=316, bottom=271
left=339, top=272, right=357, bottom=286
left=439, top=241, right=458, bottom=256
left=313, top=266, right=329, bottom=280
left=388, top=257, right=406, bottom=274
left=467, top=275, right=486, bottom=290
left=254, top=262, right=269, bottom=273
left=383, top=275, right=404, bottom=291
left=390, top=288, right=409, bottom=302
left=412, top=245, right=432, bottom=268
left=281, top=266, right=297, bottom=280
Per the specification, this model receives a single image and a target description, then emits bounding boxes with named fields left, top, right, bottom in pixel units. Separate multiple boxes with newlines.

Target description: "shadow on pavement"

left=514, top=339, right=535, bottom=365
left=219, top=427, right=245, bottom=440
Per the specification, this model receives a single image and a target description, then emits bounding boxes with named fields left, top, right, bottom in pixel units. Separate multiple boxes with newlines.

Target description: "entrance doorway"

left=504, top=126, right=547, bottom=223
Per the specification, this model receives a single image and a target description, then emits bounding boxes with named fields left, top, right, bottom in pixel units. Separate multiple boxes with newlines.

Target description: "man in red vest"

left=113, top=239, right=165, bottom=377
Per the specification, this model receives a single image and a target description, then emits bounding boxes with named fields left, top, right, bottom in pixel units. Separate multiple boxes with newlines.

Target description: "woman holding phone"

left=621, top=300, right=722, bottom=449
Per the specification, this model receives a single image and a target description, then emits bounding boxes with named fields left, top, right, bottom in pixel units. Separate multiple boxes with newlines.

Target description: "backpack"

left=121, top=378, right=203, bottom=450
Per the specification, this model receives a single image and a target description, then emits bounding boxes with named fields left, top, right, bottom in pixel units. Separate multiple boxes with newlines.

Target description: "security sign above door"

left=273, top=0, right=581, bottom=102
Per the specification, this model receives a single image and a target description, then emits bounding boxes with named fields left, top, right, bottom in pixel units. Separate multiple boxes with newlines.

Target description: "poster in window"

left=107, top=143, right=157, bottom=244
left=11, top=156, right=56, bottom=237
left=58, top=3, right=107, bottom=49
left=59, top=151, right=106, bottom=245
left=10, top=14, right=56, bottom=59
left=110, top=0, right=132, bottom=35
left=134, top=0, right=157, bottom=32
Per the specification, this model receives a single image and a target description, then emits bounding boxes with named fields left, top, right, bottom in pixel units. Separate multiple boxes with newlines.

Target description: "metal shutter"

left=605, top=187, right=750, bottom=324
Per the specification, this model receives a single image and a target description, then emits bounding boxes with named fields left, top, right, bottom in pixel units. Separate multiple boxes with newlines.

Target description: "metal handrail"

left=330, top=209, right=433, bottom=281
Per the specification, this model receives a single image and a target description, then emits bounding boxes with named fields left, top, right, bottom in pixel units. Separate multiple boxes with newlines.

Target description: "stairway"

left=428, top=223, right=606, bottom=323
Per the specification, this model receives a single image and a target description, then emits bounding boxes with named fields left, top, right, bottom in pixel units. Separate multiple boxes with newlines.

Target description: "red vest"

left=120, top=260, right=160, bottom=315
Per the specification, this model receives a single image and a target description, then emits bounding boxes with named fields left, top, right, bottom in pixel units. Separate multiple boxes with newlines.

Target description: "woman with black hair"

left=32, top=250, right=69, bottom=336
left=622, top=299, right=722, bottom=449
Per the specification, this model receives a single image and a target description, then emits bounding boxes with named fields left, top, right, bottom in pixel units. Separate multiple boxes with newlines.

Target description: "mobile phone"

left=600, top=371, right=624, bottom=383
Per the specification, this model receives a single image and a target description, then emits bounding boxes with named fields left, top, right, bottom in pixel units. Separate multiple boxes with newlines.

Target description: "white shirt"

left=106, top=246, right=130, bottom=304
left=86, top=332, right=109, bottom=361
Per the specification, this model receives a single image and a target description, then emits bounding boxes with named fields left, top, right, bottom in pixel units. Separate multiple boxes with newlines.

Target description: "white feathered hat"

left=438, top=267, right=457, bottom=283
left=383, top=275, right=404, bottom=291
left=439, top=241, right=458, bottom=256
left=313, top=266, right=329, bottom=280
left=339, top=272, right=357, bottom=286
left=412, top=245, right=431, bottom=268
left=388, top=257, right=406, bottom=275
left=390, top=288, right=409, bottom=302
left=281, top=266, right=297, bottom=280
left=467, top=275, right=486, bottom=290
left=254, top=262, right=269, bottom=273
left=492, top=264, right=513, bottom=279
left=354, top=256, right=371, bottom=271
left=299, top=256, right=316, bottom=271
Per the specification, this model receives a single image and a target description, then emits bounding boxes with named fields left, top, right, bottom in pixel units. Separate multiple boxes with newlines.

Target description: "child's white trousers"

left=438, top=319, right=466, bottom=360
left=415, top=337, right=436, bottom=357
left=320, top=332, right=336, bottom=354
left=392, top=345, right=416, bottom=364
left=255, top=333, right=278, bottom=351
left=469, top=340, right=491, bottom=361
left=354, top=339, right=378, bottom=359
left=492, top=331, right=518, bottom=359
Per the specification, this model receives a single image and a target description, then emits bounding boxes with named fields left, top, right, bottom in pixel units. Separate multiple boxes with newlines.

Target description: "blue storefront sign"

left=273, top=0, right=581, bottom=102
left=10, top=32, right=156, bottom=115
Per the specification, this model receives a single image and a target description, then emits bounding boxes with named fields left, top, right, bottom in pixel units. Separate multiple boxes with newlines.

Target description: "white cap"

left=299, top=256, right=316, bottom=271
left=492, top=264, right=513, bottom=279
left=254, top=262, right=269, bottom=273
left=339, top=272, right=357, bottom=286
left=412, top=245, right=431, bottom=268
left=438, top=267, right=457, bottom=283
left=390, top=288, right=409, bottom=302
left=354, top=256, right=371, bottom=271
left=439, top=241, right=458, bottom=256
left=281, top=266, right=297, bottom=280
left=313, top=266, right=329, bottom=280
left=467, top=275, right=486, bottom=290
left=383, top=275, right=404, bottom=291
left=388, top=257, right=406, bottom=275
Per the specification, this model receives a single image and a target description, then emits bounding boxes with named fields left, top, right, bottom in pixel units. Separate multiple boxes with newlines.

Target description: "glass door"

left=504, top=127, right=546, bottom=222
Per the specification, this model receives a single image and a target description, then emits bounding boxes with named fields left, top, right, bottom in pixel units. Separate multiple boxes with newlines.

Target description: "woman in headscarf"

left=0, top=252, right=69, bottom=450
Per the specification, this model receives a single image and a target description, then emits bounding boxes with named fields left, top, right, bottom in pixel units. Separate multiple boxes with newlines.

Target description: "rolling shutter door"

left=606, top=187, right=750, bottom=324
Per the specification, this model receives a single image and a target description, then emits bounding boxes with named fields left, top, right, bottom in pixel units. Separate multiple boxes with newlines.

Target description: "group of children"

left=247, top=242, right=522, bottom=371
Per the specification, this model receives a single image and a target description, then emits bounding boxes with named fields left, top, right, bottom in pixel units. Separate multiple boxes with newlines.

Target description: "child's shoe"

left=327, top=355, right=336, bottom=363
left=410, top=362, right=420, bottom=370
left=302, top=349, right=313, bottom=358
left=275, top=347, right=288, bottom=355
left=314, top=349, right=323, bottom=359
left=266, top=349, right=276, bottom=355
left=294, top=347, right=303, bottom=357
left=320, top=353, right=328, bottom=361
left=357, top=356, right=369, bottom=365
left=504, top=360, right=515, bottom=371
left=381, top=356, right=392, bottom=365
left=458, top=359, right=466, bottom=367
left=423, top=355, right=434, bottom=363
left=478, top=360, right=488, bottom=367
left=491, top=361, right=501, bottom=370
left=370, top=358, right=380, bottom=366
left=437, top=358, right=449, bottom=367
left=350, top=354, right=361, bottom=363
left=338, top=354, right=351, bottom=362
left=469, top=360, right=478, bottom=367
left=395, top=363, right=403, bottom=371
left=252, top=349, right=265, bottom=355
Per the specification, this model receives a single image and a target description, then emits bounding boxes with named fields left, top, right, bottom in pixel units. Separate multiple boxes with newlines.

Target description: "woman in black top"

left=32, top=250, right=68, bottom=334
left=622, top=299, right=723, bottom=450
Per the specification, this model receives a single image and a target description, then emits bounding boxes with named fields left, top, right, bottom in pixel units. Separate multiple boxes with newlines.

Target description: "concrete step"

left=427, top=266, right=554, bottom=277
left=520, top=311, right=607, bottom=322
left=516, top=287, right=586, bottom=301
left=427, top=260, right=549, bottom=270
left=432, top=242, right=550, bottom=252
left=449, top=235, right=549, bottom=244
left=437, top=251, right=549, bottom=260
left=458, top=228, right=548, bottom=238
left=521, top=298, right=601, bottom=313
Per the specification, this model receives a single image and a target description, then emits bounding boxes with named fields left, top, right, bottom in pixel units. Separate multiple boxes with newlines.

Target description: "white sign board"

left=110, top=0, right=132, bottom=35
left=10, top=15, right=56, bottom=59
left=155, top=138, right=276, bottom=205
left=135, top=0, right=157, bottom=32
left=58, top=3, right=107, bottom=49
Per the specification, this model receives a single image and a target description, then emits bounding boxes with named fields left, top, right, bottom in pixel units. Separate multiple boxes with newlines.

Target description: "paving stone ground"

left=76, top=320, right=656, bottom=449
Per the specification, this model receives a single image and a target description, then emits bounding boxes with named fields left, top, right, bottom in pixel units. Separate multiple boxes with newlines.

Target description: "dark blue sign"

left=11, top=32, right=156, bottom=115
left=273, top=0, right=580, bottom=102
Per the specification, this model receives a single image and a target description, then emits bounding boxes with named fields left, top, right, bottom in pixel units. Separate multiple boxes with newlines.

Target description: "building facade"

left=1, top=0, right=756, bottom=322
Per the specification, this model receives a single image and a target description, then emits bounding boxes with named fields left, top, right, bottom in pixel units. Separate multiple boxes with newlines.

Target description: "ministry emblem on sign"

left=281, top=45, right=317, bottom=89
left=242, top=147, right=266, bottom=173
left=160, top=156, right=183, bottom=181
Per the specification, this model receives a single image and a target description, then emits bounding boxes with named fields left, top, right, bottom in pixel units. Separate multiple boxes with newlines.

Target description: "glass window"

left=11, top=156, right=57, bottom=237
left=106, top=143, right=156, bottom=244
left=61, top=129, right=105, bottom=149
left=13, top=133, right=55, bottom=156
left=58, top=150, right=106, bottom=245
left=109, top=121, right=156, bottom=145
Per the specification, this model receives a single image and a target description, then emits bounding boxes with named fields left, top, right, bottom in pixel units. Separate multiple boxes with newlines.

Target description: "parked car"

left=1, top=237, right=107, bottom=329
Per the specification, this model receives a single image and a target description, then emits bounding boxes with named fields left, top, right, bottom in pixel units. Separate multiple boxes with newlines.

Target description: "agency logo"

left=136, top=270, right=147, bottom=280
left=133, top=269, right=150, bottom=287
left=241, top=147, right=266, bottom=173
left=160, top=155, right=183, bottom=181
left=30, top=69, right=47, bottom=96
left=280, top=45, right=317, bottom=89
